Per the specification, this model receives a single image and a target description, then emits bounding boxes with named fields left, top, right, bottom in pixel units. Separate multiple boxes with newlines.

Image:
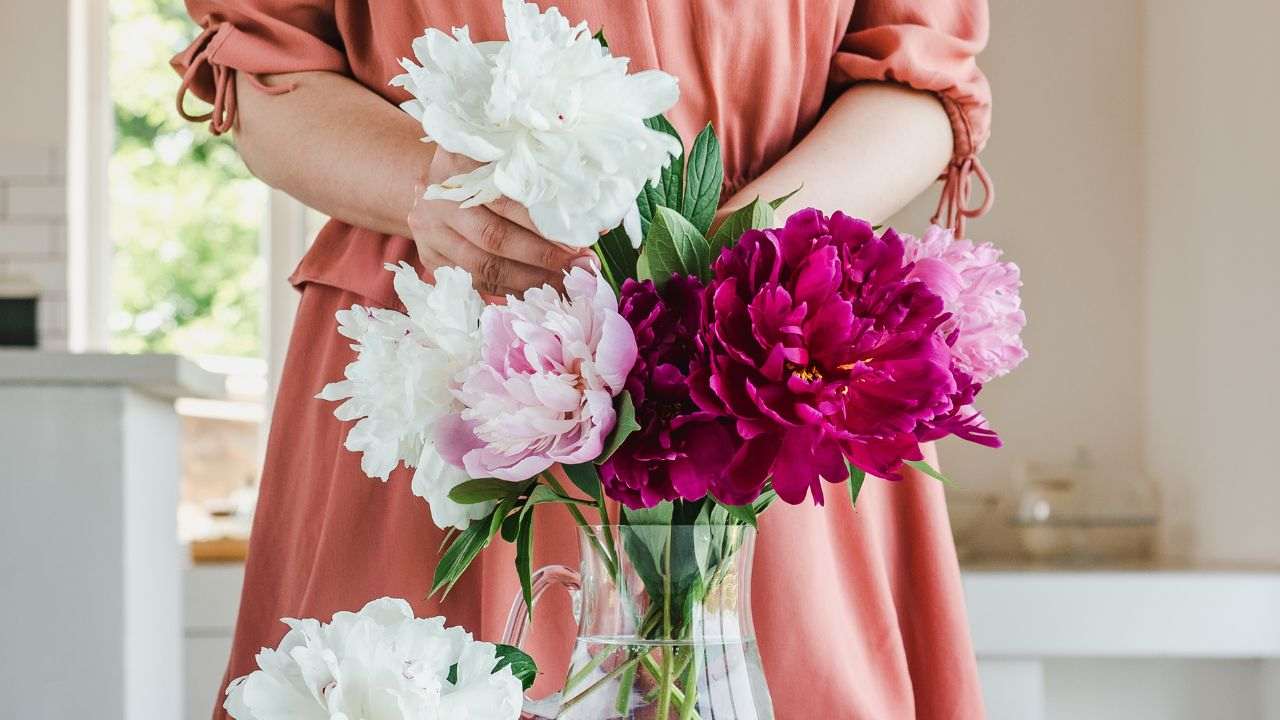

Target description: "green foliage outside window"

left=109, top=0, right=266, bottom=358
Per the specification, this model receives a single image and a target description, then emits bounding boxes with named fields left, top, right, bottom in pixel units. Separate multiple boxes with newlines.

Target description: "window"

left=109, top=0, right=268, bottom=359
left=80, top=0, right=319, bottom=535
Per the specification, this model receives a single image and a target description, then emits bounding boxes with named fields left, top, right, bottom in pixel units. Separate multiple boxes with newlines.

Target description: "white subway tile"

left=48, top=222, right=66, bottom=257
left=0, top=143, right=56, bottom=177
left=0, top=222, right=55, bottom=256
left=48, top=146, right=66, bottom=176
left=5, top=256, right=67, bottom=293
left=6, top=182, right=66, bottom=219
left=39, top=333, right=68, bottom=351
left=37, top=298, right=67, bottom=332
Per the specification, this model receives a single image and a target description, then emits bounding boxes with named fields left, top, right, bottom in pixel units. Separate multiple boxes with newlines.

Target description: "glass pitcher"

left=503, top=524, right=774, bottom=720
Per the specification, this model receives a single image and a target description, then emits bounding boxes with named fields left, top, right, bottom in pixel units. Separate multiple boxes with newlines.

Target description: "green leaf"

left=431, top=507, right=503, bottom=597
left=563, top=462, right=603, bottom=502
left=595, top=226, right=638, bottom=286
left=620, top=502, right=673, bottom=527
left=906, top=459, right=954, bottom=485
left=638, top=206, right=710, bottom=288
left=515, top=507, right=536, bottom=618
left=525, top=483, right=593, bottom=507
left=847, top=463, right=867, bottom=507
left=501, top=510, right=522, bottom=543
left=639, top=115, right=685, bottom=236
left=596, top=391, right=640, bottom=465
left=716, top=500, right=758, bottom=527
left=590, top=243, right=622, bottom=294
left=751, top=487, right=779, bottom=515
left=493, top=644, right=538, bottom=691
left=681, top=123, right=723, bottom=235
left=619, top=501, right=708, bottom=630
left=708, top=197, right=774, bottom=255
left=768, top=184, right=803, bottom=211
left=447, top=478, right=529, bottom=505
left=490, top=500, right=512, bottom=536
left=592, top=28, right=608, bottom=49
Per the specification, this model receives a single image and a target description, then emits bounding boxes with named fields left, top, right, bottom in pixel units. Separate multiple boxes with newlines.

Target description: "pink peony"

left=599, top=275, right=738, bottom=509
left=902, top=225, right=1027, bottom=384
left=436, top=267, right=638, bottom=481
left=689, top=210, right=959, bottom=505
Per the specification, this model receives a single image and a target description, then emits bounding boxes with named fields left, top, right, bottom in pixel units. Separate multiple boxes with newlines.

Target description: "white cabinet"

left=967, top=568, right=1280, bottom=720
left=185, top=563, right=244, bottom=719
left=0, top=351, right=223, bottom=720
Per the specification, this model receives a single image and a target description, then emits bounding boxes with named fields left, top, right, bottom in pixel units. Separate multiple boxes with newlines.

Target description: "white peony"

left=224, top=597, right=524, bottom=720
left=317, top=263, right=491, bottom=530
left=392, top=0, right=681, bottom=248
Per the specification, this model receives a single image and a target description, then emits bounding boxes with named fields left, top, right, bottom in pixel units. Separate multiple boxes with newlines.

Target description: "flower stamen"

left=786, top=361, right=824, bottom=382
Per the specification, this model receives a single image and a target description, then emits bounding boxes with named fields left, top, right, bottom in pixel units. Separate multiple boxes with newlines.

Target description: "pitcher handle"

left=500, top=564, right=582, bottom=718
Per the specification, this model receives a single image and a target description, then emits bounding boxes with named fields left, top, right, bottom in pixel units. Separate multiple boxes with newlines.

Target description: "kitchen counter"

left=964, top=561, right=1280, bottom=657
left=0, top=349, right=226, bottom=399
left=183, top=561, right=1280, bottom=719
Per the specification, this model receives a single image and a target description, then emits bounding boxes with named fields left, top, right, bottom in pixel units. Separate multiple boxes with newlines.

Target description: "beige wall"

left=891, top=0, right=1148, bottom=506
left=890, top=0, right=1280, bottom=564
left=0, top=1, right=68, bottom=144
left=1144, top=0, right=1280, bottom=564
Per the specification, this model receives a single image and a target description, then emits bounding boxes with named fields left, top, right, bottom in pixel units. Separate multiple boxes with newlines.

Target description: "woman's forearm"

left=233, top=76, right=949, bottom=244
left=234, top=70, right=431, bottom=237
left=725, top=83, right=953, bottom=224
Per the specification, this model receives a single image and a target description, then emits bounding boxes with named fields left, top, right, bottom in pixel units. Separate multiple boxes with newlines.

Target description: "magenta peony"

left=599, top=275, right=737, bottom=509
left=689, top=209, right=962, bottom=505
left=902, top=225, right=1027, bottom=384
left=436, top=267, right=638, bottom=481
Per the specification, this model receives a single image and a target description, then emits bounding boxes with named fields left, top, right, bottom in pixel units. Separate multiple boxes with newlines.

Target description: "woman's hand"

left=408, top=149, right=589, bottom=296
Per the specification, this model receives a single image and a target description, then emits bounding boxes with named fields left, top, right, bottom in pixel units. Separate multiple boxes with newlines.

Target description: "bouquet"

left=232, top=2, right=1027, bottom=718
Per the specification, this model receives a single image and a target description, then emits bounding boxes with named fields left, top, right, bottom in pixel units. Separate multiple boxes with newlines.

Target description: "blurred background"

left=0, top=0, right=1276, bottom=718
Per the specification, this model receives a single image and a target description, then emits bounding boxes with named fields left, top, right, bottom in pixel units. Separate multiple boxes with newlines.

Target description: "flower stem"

left=595, top=492, right=619, bottom=572
left=678, top=646, right=701, bottom=720
left=563, top=643, right=613, bottom=694
left=614, top=654, right=639, bottom=714
left=657, top=532, right=675, bottom=719
left=637, top=654, right=702, bottom=720
left=558, top=654, right=642, bottom=714
left=542, top=472, right=617, bottom=576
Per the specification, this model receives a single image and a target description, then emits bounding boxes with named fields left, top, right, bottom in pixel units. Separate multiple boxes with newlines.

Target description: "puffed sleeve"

left=831, top=0, right=993, bottom=235
left=171, top=1, right=349, bottom=135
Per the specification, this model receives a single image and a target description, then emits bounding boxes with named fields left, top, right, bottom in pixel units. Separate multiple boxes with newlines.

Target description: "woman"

left=174, top=1, right=992, bottom=717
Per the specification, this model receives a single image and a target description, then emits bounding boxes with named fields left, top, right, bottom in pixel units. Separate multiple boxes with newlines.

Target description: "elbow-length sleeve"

left=831, top=0, right=993, bottom=235
left=171, top=1, right=349, bottom=135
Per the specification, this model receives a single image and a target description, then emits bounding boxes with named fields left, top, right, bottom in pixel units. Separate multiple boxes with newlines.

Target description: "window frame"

left=69, top=1, right=315, bottom=415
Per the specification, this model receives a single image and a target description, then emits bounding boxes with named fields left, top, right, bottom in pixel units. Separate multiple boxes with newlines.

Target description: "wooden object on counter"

left=190, top=536, right=249, bottom=564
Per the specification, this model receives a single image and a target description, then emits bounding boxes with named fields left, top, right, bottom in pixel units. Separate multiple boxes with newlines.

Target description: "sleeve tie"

left=932, top=153, right=993, bottom=239
left=174, top=21, right=296, bottom=136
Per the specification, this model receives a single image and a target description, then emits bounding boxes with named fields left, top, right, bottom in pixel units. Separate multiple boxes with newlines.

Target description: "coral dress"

left=174, top=1, right=992, bottom=717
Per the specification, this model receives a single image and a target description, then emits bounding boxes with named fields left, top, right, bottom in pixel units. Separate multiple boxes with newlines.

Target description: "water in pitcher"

left=512, top=524, right=775, bottom=720
left=543, top=634, right=772, bottom=720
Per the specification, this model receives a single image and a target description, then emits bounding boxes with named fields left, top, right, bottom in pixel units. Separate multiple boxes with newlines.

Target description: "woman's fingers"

left=429, top=226, right=562, bottom=296
left=486, top=195, right=540, bottom=236
left=409, top=149, right=594, bottom=296
left=447, top=204, right=579, bottom=272
left=416, top=246, right=451, bottom=279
